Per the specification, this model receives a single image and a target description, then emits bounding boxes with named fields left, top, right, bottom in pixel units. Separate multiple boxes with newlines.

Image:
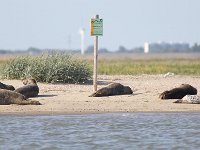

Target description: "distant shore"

left=0, top=75, right=200, bottom=115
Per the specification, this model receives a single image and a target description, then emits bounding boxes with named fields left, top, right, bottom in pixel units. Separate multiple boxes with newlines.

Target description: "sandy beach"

left=0, top=74, right=200, bottom=115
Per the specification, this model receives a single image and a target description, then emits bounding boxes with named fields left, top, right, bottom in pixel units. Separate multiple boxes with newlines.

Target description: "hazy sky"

left=0, top=0, right=199, bottom=50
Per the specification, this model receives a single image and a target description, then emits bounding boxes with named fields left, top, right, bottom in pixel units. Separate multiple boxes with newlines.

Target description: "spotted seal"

left=89, top=83, right=133, bottom=97
left=159, top=84, right=197, bottom=99
left=174, top=95, right=200, bottom=104
left=14, top=79, right=39, bottom=98
left=0, top=89, right=41, bottom=105
left=0, top=82, right=15, bottom=91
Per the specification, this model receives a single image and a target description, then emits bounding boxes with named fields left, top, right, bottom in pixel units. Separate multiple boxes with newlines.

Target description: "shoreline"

left=1, top=111, right=200, bottom=117
left=0, top=75, right=200, bottom=115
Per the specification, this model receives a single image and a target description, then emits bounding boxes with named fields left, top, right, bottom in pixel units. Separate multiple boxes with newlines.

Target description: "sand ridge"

left=0, top=75, right=200, bottom=115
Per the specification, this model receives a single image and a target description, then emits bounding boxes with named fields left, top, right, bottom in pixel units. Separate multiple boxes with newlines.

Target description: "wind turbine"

left=79, top=28, right=85, bottom=55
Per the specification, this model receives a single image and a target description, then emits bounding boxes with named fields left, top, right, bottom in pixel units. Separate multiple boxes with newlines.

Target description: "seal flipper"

left=174, top=99, right=182, bottom=103
left=89, top=92, right=97, bottom=97
left=89, top=91, right=104, bottom=97
left=17, top=99, right=41, bottom=105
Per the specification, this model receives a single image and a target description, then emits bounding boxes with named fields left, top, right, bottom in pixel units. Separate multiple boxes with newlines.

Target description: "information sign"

left=91, top=18, right=103, bottom=36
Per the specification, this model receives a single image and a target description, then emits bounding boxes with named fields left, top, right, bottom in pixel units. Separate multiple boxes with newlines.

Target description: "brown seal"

left=89, top=83, right=133, bottom=97
left=0, top=82, right=15, bottom=91
left=0, top=89, right=41, bottom=105
left=14, top=79, right=39, bottom=98
left=159, top=84, right=197, bottom=99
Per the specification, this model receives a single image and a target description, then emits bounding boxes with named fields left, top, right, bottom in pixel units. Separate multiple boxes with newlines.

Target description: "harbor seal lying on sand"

left=0, top=82, right=15, bottom=90
left=15, top=79, right=39, bottom=98
left=174, top=95, right=200, bottom=104
left=0, top=89, right=41, bottom=105
left=159, top=84, right=197, bottom=99
left=89, top=83, right=133, bottom=97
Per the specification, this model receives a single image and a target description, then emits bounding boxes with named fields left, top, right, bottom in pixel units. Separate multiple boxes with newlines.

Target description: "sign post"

left=90, top=14, right=103, bottom=92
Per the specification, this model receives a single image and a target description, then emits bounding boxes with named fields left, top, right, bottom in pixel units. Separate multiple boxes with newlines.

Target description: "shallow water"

left=0, top=113, right=200, bottom=150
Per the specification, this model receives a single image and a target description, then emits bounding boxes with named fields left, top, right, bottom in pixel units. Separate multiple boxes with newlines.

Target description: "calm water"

left=0, top=113, right=200, bottom=150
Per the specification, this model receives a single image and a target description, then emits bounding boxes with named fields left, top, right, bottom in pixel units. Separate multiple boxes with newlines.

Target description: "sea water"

left=0, top=113, right=200, bottom=150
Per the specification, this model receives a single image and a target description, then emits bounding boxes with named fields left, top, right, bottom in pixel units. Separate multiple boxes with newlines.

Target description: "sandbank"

left=0, top=75, right=200, bottom=115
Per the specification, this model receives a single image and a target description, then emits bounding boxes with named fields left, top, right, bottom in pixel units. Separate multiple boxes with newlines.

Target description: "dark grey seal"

left=159, top=84, right=197, bottom=99
left=89, top=83, right=133, bottom=97
left=0, top=82, right=15, bottom=90
left=14, top=79, right=39, bottom=98
left=0, top=89, right=41, bottom=105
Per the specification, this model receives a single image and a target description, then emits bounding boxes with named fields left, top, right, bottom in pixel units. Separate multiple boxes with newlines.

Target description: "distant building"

left=144, top=42, right=149, bottom=53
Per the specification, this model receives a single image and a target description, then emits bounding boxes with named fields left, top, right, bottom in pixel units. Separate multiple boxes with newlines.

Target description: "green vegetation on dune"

left=1, top=53, right=92, bottom=83
left=0, top=55, right=200, bottom=82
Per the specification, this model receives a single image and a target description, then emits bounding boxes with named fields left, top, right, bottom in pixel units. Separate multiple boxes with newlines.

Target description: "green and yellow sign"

left=91, top=18, right=103, bottom=36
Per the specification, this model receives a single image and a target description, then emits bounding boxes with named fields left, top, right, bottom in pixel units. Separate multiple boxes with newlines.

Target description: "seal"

left=14, top=79, right=39, bottom=98
left=159, top=84, right=197, bottom=99
left=0, top=89, right=41, bottom=105
left=174, top=95, right=200, bottom=104
left=89, top=83, right=133, bottom=97
left=0, top=82, right=15, bottom=91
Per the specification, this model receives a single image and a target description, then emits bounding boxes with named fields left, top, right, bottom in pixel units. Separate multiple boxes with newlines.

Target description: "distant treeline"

left=85, top=42, right=200, bottom=53
left=1, top=42, right=200, bottom=54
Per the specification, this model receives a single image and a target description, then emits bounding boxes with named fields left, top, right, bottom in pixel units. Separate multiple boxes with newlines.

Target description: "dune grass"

left=0, top=55, right=200, bottom=82
left=96, top=59, right=200, bottom=75
left=1, top=53, right=92, bottom=83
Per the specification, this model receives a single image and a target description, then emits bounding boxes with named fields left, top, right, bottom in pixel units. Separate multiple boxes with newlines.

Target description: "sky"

left=0, top=0, right=199, bottom=51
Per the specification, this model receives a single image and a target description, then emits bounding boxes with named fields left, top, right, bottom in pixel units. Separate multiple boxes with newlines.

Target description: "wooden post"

left=93, top=14, right=99, bottom=92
